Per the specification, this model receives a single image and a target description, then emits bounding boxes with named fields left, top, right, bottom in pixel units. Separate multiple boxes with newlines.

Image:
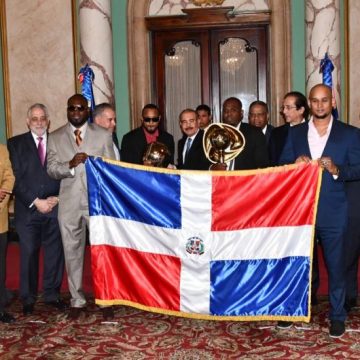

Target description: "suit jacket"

left=120, top=127, right=175, bottom=165
left=177, top=130, right=211, bottom=170
left=233, top=123, right=269, bottom=170
left=264, top=124, right=274, bottom=145
left=268, top=123, right=290, bottom=165
left=8, top=132, right=60, bottom=227
left=279, top=120, right=360, bottom=228
left=47, top=123, right=115, bottom=218
left=0, top=144, right=14, bottom=233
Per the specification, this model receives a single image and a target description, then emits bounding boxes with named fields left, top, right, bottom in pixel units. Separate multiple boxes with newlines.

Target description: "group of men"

left=0, top=84, right=359, bottom=339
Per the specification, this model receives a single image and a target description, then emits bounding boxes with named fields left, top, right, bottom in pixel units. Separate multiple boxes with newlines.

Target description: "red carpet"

left=1, top=295, right=360, bottom=358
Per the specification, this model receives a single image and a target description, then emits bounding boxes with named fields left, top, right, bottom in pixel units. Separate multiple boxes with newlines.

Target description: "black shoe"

left=0, top=312, right=15, bottom=323
left=101, top=306, right=114, bottom=320
left=45, top=299, right=68, bottom=312
left=329, top=320, right=345, bottom=338
left=23, top=303, right=34, bottom=315
left=344, top=298, right=357, bottom=313
left=68, top=307, right=84, bottom=320
left=311, top=294, right=318, bottom=306
left=277, top=321, right=293, bottom=329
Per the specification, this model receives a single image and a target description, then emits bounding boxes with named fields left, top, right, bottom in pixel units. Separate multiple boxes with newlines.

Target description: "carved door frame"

left=127, top=0, right=291, bottom=128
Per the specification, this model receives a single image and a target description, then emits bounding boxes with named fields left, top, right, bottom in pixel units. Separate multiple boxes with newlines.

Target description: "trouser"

left=316, top=225, right=347, bottom=321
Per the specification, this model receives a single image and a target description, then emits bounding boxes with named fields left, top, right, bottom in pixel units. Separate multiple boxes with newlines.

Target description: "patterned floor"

left=0, top=295, right=360, bottom=359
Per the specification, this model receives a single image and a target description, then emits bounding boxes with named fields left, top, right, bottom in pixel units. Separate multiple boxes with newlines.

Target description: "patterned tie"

left=185, top=137, right=192, bottom=161
left=37, top=136, right=45, bottom=166
left=74, top=129, right=82, bottom=146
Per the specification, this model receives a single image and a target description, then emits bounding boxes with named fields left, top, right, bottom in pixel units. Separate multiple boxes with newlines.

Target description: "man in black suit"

left=211, top=97, right=269, bottom=171
left=248, top=100, right=274, bottom=145
left=93, top=103, right=120, bottom=161
left=269, top=91, right=309, bottom=165
left=177, top=109, right=211, bottom=170
left=8, top=104, right=66, bottom=315
left=121, top=104, right=174, bottom=165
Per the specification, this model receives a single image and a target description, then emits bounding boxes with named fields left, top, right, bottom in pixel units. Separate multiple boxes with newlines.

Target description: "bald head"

left=308, top=84, right=335, bottom=121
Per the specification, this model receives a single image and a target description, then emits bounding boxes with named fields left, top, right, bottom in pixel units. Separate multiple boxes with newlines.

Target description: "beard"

left=314, top=112, right=331, bottom=120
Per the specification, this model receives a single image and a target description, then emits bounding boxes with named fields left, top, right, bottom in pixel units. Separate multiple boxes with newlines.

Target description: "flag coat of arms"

left=86, top=157, right=321, bottom=322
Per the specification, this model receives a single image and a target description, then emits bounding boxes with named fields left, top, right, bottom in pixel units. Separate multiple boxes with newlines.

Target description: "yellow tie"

left=74, top=129, right=82, bottom=146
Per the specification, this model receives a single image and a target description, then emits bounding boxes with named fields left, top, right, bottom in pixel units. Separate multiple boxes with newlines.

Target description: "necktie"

left=185, top=137, right=192, bottom=161
left=37, top=136, right=45, bottom=166
left=74, top=129, right=82, bottom=146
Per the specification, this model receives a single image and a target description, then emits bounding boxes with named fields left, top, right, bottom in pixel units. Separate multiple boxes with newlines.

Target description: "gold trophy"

left=203, top=123, right=245, bottom=163
left=142, top=141, right=171, bottom=168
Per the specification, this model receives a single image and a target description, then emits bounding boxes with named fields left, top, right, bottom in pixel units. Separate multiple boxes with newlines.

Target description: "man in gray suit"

left=47, top=94, right=115, bottom=319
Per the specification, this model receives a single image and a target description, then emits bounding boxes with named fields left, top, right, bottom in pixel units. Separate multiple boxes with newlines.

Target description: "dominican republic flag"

left=86, top=157, right=321, bottom=322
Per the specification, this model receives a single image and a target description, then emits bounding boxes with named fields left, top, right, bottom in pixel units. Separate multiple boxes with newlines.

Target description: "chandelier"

left=220, top=38, right=253, bottom=74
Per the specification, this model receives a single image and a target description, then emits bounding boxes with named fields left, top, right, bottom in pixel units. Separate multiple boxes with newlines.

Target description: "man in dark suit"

left=93, top=102, right=120, bottom=160
left=279, top=84, right=360, bottom=338
left=121, top=104, right=174, bottom=165
left=248, top=100, right=274, bottom=145
left=8, top=104, right=66, bottom=316
left=211, top=97, right=269, bottom=171
left=177, top=109, right=210, bottom=170
left=269, top=91, right=309, bottom=165
left=47, top=94, right=115, bottom=320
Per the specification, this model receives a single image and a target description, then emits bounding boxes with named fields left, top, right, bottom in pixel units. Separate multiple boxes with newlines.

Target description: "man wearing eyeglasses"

left=47, top=94, right=115, bottom=320
left=269, top=91, right=309, bottom=165
left=177, top=108, right=210, bottom=170
left=120, top=104, right=174, bottom=165
left=8, top=104, right=66, bottom=317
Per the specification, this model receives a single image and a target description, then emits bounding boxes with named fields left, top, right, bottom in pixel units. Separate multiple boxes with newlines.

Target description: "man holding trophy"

left=205, top=97, right=269, bottom=170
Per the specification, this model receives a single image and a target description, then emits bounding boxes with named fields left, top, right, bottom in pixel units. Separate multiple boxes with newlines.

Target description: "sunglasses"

left=67, top=105, right=87, bottom=112
left=143, top=117, right=160, bottom=123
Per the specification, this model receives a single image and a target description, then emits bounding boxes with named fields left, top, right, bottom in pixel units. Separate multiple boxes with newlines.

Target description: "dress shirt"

left=308, top=116, right=333, bottom=160
left=182, top=130, right=199, bottom=163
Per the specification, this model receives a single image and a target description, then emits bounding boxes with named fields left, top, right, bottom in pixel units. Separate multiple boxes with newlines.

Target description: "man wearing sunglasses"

left=121, top=104, right=174, bottom=165
left=47, top=94, right=115, bottom=320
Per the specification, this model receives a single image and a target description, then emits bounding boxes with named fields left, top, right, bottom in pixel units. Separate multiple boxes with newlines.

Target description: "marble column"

left=79, top=0, right=114, bottom=105
left=306, top=0, right=340, bottom=108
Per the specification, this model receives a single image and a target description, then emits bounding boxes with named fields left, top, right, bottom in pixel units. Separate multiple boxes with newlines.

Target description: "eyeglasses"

left=280, top=105, right=297, bottom=111
left=143, top=117, right=160, bottom=123
left=67, top=105, right=87, bottom=112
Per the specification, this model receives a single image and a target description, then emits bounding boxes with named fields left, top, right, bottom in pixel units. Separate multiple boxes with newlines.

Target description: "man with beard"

left=279, top=84, right=360, bottom=338
left=210, top=97, right=269, bottom=171
left=120, top=104, right=174, bottom=165
left=177, top=108, right=210, bottom=170
left=8, top=104, right=65, bottom=316
left=47, top=94, right=115, bottom=319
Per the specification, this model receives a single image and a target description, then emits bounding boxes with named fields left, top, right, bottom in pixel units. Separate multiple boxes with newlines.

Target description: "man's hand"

left=0, top=189, right=11, bottom=202
left=47, top=196, right=59, bottom=208
left=34, top=198, right=53, bottom=214
left=210, top=163, right=227, bottom=171
left=295, top=155, right=312, bottom=164
left=319, top=156, right=339, bottom=175
left=69, top=152, right=88, bottom=168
